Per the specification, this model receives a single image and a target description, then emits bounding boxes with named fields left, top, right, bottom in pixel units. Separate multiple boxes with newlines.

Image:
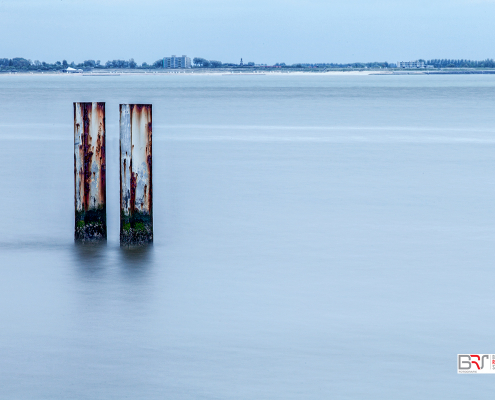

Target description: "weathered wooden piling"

left=74, top=102, right=107, bottom=242
left=120, top=104, right=153, bottom=245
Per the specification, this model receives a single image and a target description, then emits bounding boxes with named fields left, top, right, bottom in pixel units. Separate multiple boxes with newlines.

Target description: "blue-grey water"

left=1, top=74, right=495, bottom=398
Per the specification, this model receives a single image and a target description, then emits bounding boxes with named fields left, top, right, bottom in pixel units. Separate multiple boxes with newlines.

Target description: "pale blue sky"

left=1, top=0, right=494, bottom=64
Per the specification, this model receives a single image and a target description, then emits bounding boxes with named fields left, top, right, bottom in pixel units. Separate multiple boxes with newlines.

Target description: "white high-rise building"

left=163, top=55, right=191, bottom=69
left=397, top=60, right=425, bottom=69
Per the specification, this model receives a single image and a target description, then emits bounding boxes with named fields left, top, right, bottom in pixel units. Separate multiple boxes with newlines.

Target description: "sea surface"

left=0, top=73, right=495, bottom=399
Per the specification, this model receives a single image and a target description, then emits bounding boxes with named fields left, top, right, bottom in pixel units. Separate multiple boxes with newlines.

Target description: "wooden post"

left=74, top=102, right=106, bottom=242
left=120, top=104, right=152, bottom=245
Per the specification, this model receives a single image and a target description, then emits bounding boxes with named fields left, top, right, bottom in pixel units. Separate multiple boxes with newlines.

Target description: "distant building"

left=397, top=60, right=425, bottom=69
left=163, top=55, right=191, bottom=69
left=240, top=58, right=243, bottom=66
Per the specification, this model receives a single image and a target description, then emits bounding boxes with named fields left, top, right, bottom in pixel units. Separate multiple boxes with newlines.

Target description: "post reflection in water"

left=69, top=242, right=156, bottom=317
left=118, top=244, right=154, bottom=278
left=71, top=242, right=154, bottom=281
left=73, top=241, right=108, bottom=275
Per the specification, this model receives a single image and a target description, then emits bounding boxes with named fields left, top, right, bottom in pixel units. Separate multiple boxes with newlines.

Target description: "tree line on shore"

left=0, top=58, right=164, bottom=71
left=1, top=57, right=495, bottom=71
left=425, top=59, right=495, bottom=68
left=0, top=57, right=234, bottom=70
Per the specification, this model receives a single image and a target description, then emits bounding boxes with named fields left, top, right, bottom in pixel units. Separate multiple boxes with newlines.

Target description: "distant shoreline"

left=0, top=70, right=375, bottom=76
left=1, top=69, right=495, bottom=76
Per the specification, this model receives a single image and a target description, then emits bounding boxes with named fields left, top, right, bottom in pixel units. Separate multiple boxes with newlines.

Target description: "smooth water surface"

left=1, top=74, right=495, bottom=399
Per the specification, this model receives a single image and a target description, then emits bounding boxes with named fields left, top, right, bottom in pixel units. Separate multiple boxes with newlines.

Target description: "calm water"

left=1, top=74, right=495, bottom=398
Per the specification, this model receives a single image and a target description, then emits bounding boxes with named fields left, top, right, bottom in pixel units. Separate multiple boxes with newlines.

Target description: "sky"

left=1, top=0, right=495, bottom=65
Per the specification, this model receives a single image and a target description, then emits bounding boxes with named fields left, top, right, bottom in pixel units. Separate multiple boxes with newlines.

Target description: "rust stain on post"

left=120, top=104, right=152, bottom=245
left=74, top=102, right=106, bottom=242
